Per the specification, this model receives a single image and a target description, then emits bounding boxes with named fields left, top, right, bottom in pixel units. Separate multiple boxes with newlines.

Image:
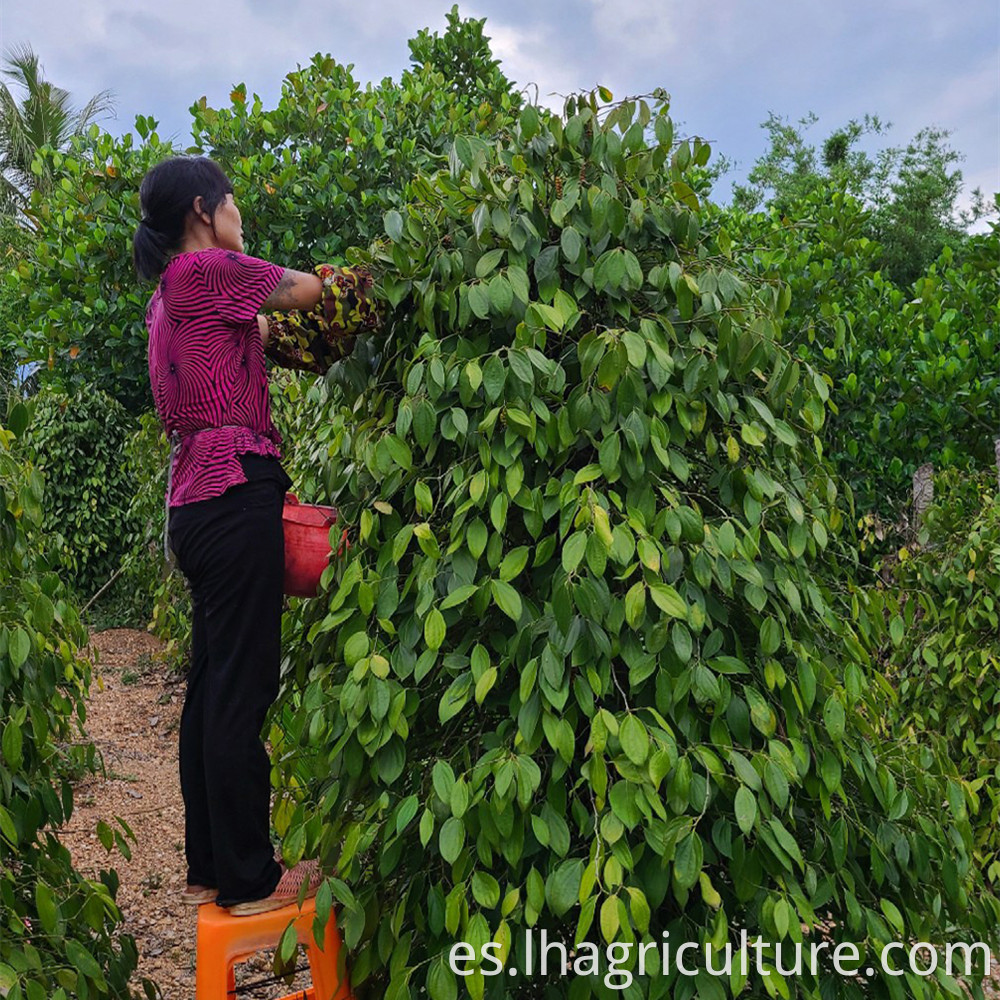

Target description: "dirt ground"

left=59, top=628, right=999, bottom=1000
left=59, top=628, right=315, bottom=999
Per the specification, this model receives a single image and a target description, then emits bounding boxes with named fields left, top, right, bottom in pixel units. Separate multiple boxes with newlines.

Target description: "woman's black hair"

left=133, top=156, right=234, bottom=281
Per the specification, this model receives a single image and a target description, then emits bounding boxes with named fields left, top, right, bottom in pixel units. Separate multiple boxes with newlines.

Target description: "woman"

left=134, top=155, right=332, bottom=916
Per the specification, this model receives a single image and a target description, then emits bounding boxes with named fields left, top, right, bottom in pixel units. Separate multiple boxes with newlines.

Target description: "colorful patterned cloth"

left=264, top=264, right=380, bottom=374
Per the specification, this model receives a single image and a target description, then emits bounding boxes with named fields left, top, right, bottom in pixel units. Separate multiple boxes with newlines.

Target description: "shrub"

left=262, top=87, right=997, bottom=999
left=887, top=467, right=1000, bottom=883
left=0, top=399, right=154, bottom=998
left=728, top=192, right=1000, bottom=529
left=19, top=387, right=138, bottom=602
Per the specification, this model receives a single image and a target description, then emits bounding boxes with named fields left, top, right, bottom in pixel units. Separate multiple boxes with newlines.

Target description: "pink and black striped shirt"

left=146, top=247, right=286, bottom=507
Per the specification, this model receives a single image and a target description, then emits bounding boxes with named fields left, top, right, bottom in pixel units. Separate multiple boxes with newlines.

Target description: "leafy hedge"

left=729, top=191, right=1000, bottom=525
left=260, top=84, right=998, bottom=999
left=0, top=400, right=152, bottom=1000
left=887, top=468, right=1000, bottom=884
left=19, top=389, right=137, bottom=602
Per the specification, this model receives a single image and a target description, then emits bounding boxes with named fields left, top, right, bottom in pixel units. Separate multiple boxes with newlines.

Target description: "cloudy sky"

left=4, top=1, right=998, bottom=213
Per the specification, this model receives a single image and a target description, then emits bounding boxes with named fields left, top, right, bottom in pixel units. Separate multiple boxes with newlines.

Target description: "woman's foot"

left=181, top=883, right=218, bottom=905
left=226, top=860, right=323, bottom=916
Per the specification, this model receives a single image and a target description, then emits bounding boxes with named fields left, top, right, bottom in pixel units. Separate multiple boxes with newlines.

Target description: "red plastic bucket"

left=282, top=493, right=341, bottom=598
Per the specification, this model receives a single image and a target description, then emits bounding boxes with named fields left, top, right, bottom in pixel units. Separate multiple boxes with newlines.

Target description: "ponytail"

left=133, top=218, right=174, bottom=281
left=132, top=156, right=234, bottom=281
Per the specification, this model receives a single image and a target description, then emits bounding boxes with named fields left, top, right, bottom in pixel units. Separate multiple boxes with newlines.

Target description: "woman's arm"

left=260, top=268, right=324, bottom=312
left=257, top=314, right=270, bottom=349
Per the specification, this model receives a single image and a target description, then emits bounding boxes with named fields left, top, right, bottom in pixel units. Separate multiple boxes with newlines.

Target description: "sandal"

left=226, top=859, right=323, bottom=916
left=181, top=883, right=218, bottom=905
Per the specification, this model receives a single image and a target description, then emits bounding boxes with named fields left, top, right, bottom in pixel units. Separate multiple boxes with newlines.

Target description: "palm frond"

left=0, top=43, right=116, bottom=215
left=73, top=88, right=116, bottom=133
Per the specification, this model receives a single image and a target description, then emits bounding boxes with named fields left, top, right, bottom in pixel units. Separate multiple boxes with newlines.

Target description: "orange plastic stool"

left=195, top=895, right=352, bottom=1000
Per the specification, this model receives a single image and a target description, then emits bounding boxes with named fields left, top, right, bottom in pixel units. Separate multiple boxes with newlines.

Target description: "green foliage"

left=0, top=44, right=115, bottom=216
left=732, top=112, right=992, bottom=286
left=888, top=468, right=1000, bottom=883
left=19, top=387, right=138, bottom=601
left=729, top=193, right=1000, bottom=526
left=259, top=80, right=997, bottom=998
left=0, top=400, right=152, bottom=999
left=12, top=15, right=523, bottom=412
left=14, top=121, right=174, bottom=411
left=407, top=4, right=520, bottom=109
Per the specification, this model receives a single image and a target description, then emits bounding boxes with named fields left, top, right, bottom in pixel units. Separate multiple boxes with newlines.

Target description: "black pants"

left=167, top=455, right=291, bottom=906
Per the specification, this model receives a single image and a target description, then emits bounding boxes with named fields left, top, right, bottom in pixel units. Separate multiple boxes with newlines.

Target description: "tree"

left=0, top=44, right=114, bottom=217
left=260, top=83, right=998, bottom=998
left=732, top=112, right=992, bottom=285
left=408, top=3, right=520, bottom=112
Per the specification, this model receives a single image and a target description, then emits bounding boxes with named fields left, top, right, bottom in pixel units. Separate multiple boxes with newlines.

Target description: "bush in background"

left=19, top=388, right=138, bottom=604
left=887, top=467, right=1000, bottom=883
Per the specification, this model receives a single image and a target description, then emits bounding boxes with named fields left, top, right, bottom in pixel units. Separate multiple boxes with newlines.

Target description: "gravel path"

left=59, top=628, right=314, bottom=999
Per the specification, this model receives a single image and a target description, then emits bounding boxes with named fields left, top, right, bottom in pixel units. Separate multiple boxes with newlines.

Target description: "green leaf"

left=600, top=894, right=620, bottom=942
left=425, top=609, right=446, bottom=650
left=562, top=532, right=587, bottom=574
left=476, top=248, right=504, bottom=277
left=10, top=627, right=30, bottom=669
left=735, top=787, right=757, bottom=834
left=500, top=547, right=529, bottom=581
left=488, top=274, right=513, bottom=314
left=823, top=695, right=846, bottom=742
left=472, top=871, right=501, bottom=908
left=520, top=104, right=539, bottom=139
left=546, top=859, right=583, bottom=917
left=491, top=580, right=522, bottom=621
left=649, top=583, right=686, bottom=618
left=764, top=761, right=789, bottom=810
left=35, top=882, right=59, bottom=934
left=2, top=722, right=22, bottom=770
left=396, top=795, right=419, bottom=834
left=439, top=816, right=465, bottom=863
left=619, top=715, right=649, bottom=764
left=279, top=922, right=298, bottom=964
left=65, top=939, right=104, bottom=980
left=441, top=584, right=478, bottom=610
left=467, top=519, right=488, bottom=558
left=482, top=356, right=506, bottom=401
left=469, top=283, right=490, bottom=319
left=561, top=226, right=583, bottom=262
left=889, top=616, right=904, bottom=646
left=384, top=210, right=404, bottom=242
left=428, top=957, right=458, bottom=1000
left=624, top=583, right=646, bottom=628
left=673, top=832, right=702, bottom=890
left=0, top=806, right=17, bottom=845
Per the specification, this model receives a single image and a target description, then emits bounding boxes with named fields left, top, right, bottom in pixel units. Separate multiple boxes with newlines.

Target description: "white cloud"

left=478, top=18, right=586, bottom=111
left=588, top=0, right=680, bottom=58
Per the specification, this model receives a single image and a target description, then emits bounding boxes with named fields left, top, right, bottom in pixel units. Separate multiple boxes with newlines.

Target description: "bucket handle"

left=285, top=492, right=339, bottom=527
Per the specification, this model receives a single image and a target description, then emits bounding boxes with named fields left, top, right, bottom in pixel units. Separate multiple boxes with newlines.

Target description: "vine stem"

left=81, top=560, right=130, bottom=615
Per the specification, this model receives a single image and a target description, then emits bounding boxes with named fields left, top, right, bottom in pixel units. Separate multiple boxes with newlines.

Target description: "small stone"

left=126, top=789, right=143, bottom=799
left=149, top=716, right=160, bottom=726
